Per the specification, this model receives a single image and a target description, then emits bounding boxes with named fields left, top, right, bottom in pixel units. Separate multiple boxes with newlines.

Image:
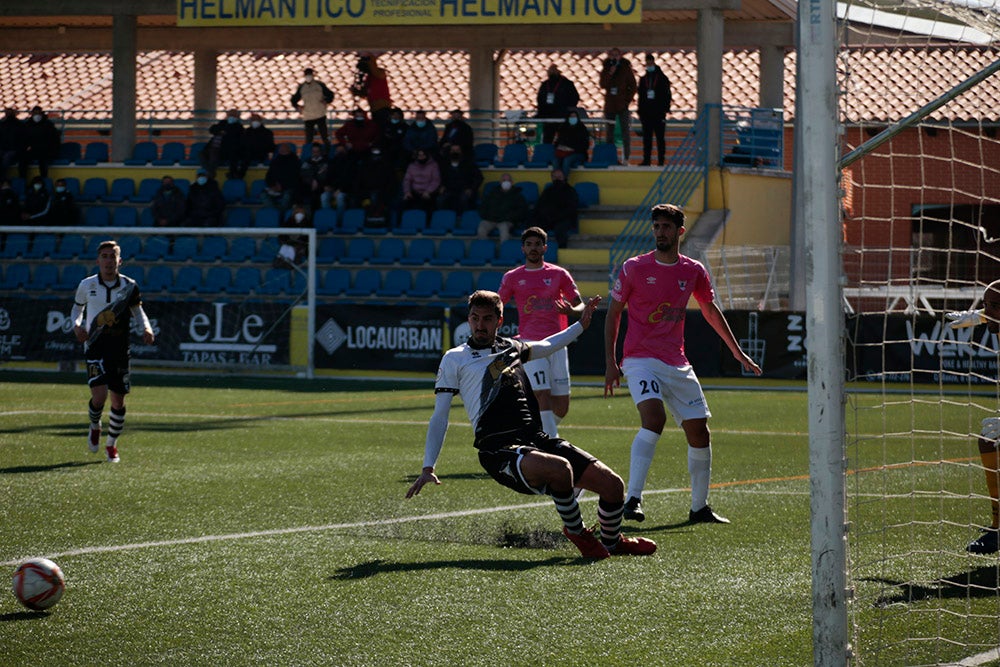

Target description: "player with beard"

left=406, top=290, right=656, bottom=559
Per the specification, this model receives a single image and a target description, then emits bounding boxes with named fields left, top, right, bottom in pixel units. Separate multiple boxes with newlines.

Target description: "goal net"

left=0, top=225, right=316, bottom=378
left=838, top=1, right=1000, bottom=663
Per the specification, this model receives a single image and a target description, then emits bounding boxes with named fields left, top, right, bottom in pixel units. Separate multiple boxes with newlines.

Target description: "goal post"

left=0, top=224, right=317, bottom=378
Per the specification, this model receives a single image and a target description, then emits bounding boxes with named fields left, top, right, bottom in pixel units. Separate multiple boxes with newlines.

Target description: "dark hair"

left=521, top=226, right=547, bottom=244
left=651, top=203, right=685, bottom=227
left=468, top=290, right=503, bottom=318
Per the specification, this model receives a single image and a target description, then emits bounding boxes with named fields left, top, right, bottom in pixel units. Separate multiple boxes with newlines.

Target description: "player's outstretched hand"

left=739, top=352, right=763, bottom=376
left=578, top=296, right=601, bottom=329
left=405, top=469, right=440, bottom=499
left=945, top=309, right=986, bottom=329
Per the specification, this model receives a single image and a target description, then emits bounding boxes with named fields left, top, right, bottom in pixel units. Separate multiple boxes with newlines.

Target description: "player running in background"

left=497, top=226, right=583, bottom=438
left=604, top=203, right=762, bottom=524
left=406, top=290, right=656, bottom=559
left=946, top=280, right=1000, bottom=553
left=71, top=240, right=155, bottom=463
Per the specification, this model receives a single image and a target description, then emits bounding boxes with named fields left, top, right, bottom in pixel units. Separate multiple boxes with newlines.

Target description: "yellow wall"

left=707, top=169, right=793, bottom=246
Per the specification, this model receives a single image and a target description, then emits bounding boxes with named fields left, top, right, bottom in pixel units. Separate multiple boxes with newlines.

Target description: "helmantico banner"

left=177, top=0, right=641, bottom=26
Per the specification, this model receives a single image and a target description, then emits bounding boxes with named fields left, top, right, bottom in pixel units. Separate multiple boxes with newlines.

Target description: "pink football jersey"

left=498, top=263, right=581, bottom=341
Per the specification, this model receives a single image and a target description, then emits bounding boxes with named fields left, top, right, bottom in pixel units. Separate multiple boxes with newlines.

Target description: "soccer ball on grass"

left=12, top=557, right=65, bottom=611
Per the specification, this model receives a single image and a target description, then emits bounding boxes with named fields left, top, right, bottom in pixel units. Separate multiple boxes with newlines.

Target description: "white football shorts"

left=621, top=357, right=711, bottom=426
left=524, top=346, right=571, bottom=397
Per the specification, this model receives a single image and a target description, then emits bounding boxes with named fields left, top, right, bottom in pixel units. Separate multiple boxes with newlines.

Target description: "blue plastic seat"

left=342, top=237, right=375, bottom=264
left=229, top=267, right=261, bottom=295
left=112, top=207, right=138, bottom=227
left=497, top=239, right=524, bottom=265
left=473, top=142, right=499, bottom=168
left=517, top=181, right=539, bottom=205
left=170, top=266, right=202, bottom=294
left=1, top=234, right=30, bottom=259
left=317, top=236, right=346, bottom=263
left=25, top=233, right=58, bottom=259
left=254, top=238, right=282, bottom=262
left=438, top=270, right=474, bottom=298
left=254, top=207, right=281, bottom=228
left=245, top=179, right=268, bottom=204
left=430, top=238, right=466, bottom=266
left=181, top=142, right=207, bottom=166
left=527, top=143, right=556, bottom=169
left=197, top=266, right=232, bottom=294
left=144, top=265, right=174, bottom=293
left=104, top=178, right=135, bottom=203
left=397, top=209, right=427, bottom=235
left=51, top=234, right=86, bottom=260
left=460, top=238, right=497, bottom=267
left=409, top=270, right=443, bottom=298
left=78, top=177, right=107, bottom=203
left=2, top=264, right=30, bottom=289
left=377, top=269, right=411, bottom=297
left=84, top=207, right=111, bottom=227
left=455, top=210, right=481, bottom=236
left=132, top=178, right=162, bottom=204
left=222, top=179, right=247, bottom=204
left=399, top=238, right=435, bottom=266
left=340, top=208, right=365, bottom=233
left=54, top=264, right=89, bottom=290
left=318, top=268, right=351, bottom=296
left=30, top=264, right=59, bottom=290
left=476, top=271, right=504, bottom=292
left=585, top=142, right=619, bottom=168
left=117, top=236, right=142, bottom=260
left=493, top=142, right=528, bottom=169
left=166, top=236, right=199, bottom=261
left=123, top=141, right=158, bottom=166
left=313, top=208, right=339, bottom=234
left=153, top=142, right=186, bottom=166
left=224, top=237, right=257, bottom=262
left=258, top=268, right=291, bottom=295
left=345, top=269, right=381, bottom=297
left=52, top=141, right=82, bottom=166
left=427, top=209, right=457, bottom=235
left=194, top=236, right=228, bottom=262
left=61, top=177, right=81, bottom=200
left=575, top=181, right=599, bottom=208
left=78, top=142, right=109, bottom=165
left=369, top=238, right=405, bottom=265
left=224, top=208, right=253, bottom=228
left=136, top=235, right=171, bottom=261
left=544, top=242, right=558, bottom=263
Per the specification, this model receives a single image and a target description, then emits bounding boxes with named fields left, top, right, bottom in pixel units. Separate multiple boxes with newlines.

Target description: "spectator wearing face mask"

left=19, top=105, right=60, bottom=179
left=243, top=113, right=276, bottom=168
left=552, top=110, right=591, bottom=177
left=49, top=178, right=79, bottom=226
left=599, top=47, right=637, bottom=164
left=439, top=109, right=475, bottom=161
left=638, top=54, right=672, bottom=166
left=203, top=109, right=246, bottom=179
left=185, top=169, right=225, bottom=226
left=402, top=110, right=439, bottom=162
left=531, top=169, right=579, bottom=249
left=402, top=148, right=441, bottom=217
left=21, top=175, right=51, bottom=221
left=381, top=107, right=409, bottom=171
left=437, top=146, right=483, bottom=215
left=150, top=175, right=187, bottom=227
left=291, top=68, right=335, bottom=153
left=301, top=142, right=330, bottom=210
left=477, top=172, right=529, bottom=243
left=536, top=65, right=581, bottom=145
left=334, top=107, right=380, bottom=171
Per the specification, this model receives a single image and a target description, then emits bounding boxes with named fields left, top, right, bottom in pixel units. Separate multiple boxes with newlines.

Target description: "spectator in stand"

left=263, top=142, right=302, bottom=213
left=20, top=105, right=60, bottom=179
left=334, top=107, right=380, bottom=172
left=552, top=109, right=591, bottom=177
left=439, top=109, right=475, bottom=160
left=477, top=172, right=529, bottom=243
left=150, top=175, right=187, bottom=227
left=185, top=168, right=225, bottom=226
left=49, top=178, right=79, bottom=225
left=0, top=179, right=21, bottom=224
left=638, top=54, right=672, bottom=166
left=0, top=108, right=22, bottom=179
left=351, top=53, right=393, bottom=129
left=599, top=48, right=637, bottom=164
left=300, top=142, right=330, bottom=210
left=203, top=109, right=246, bottom=180
left=381, top=107, right=409, bottom=171
left=356, top=146, right=399, bottom=225
left=402, top=147, right=440, bottom=217
left=402, top=110, right=439, bottom=161
left=276, top=205, right=311, bottom=267
left=21, top=175, right=51, bottom=222
left=437, top=145, right=483, bottom=215
left=291, top=67, right=335, bottom=153
left=531, top=169, right=579, bottom=249
left=322, top=143, right=355, bottom=213
left=536, top=64, right=581, bottom=145
left=243, top=113, right=276, bottom=168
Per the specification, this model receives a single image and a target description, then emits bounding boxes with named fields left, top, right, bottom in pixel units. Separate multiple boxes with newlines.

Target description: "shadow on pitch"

left=0, top=610, right=53, bottom=622
left=0, top=460, right=103, bottom=475
left=331, top=556, right=582, bottom=580
left=866, top=566, right=999, bottom=607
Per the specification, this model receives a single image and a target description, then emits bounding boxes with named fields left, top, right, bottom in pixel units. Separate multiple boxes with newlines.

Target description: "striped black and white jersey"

left=72, top=273, right=147, bottom=356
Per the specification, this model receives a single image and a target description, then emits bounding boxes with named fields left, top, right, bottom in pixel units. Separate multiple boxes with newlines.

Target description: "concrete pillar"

left=110, top=14, right=137, bottom=162
left=759, top=44, right=786, bottom=111
left=468, top=47, right=498, bottom=145
left=697, top=8, right=724, bottom=166
left=193, top=49, right=219, bottom=140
